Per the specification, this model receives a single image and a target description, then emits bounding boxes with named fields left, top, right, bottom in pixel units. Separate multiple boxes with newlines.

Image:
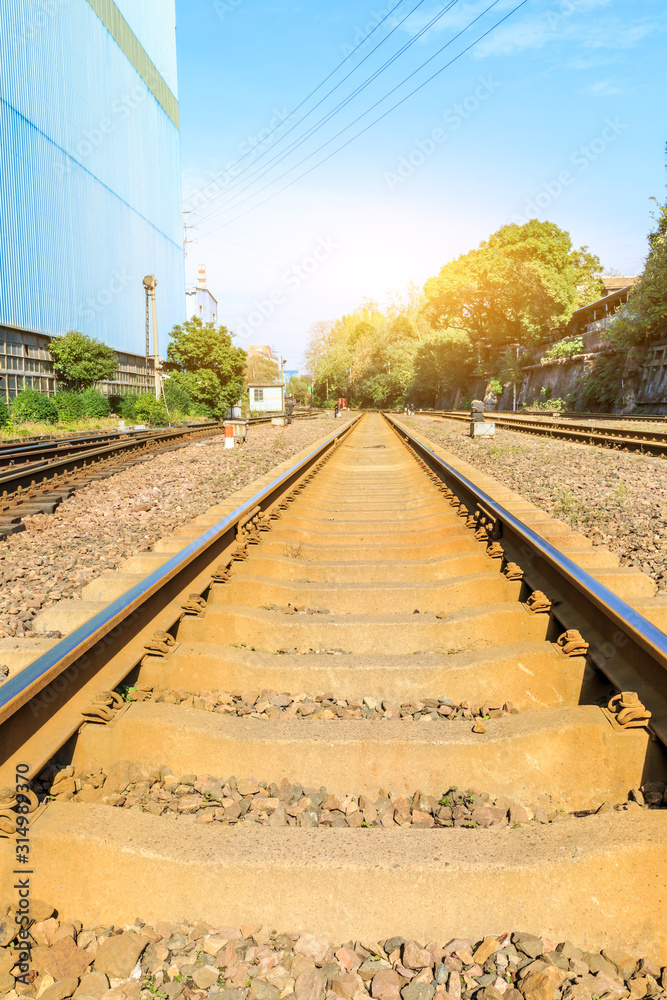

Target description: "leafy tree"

left=412, top=329, right=475, bottom=407
left=423, top=220, right=603, bottom=349
left=285, top=375, right=311, bottom=404
left=608, top=197, right=667, bottom=347
left=165, top=317, right=246, bottom=417
left=0, top=399, right=8, bottom=428
left=11, top=389, right=58, bottom=424
left=49, top=331, right=118, bottom=390
left=246, top=352, right=281, bottom=384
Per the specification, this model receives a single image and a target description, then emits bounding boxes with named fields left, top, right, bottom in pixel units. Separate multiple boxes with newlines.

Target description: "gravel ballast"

left=38, top=759, right=666, bottom=831
left=404, top=416, right=667, bottom=590
left=0, top=903, right=665, bottom=1000
left=0, top=416, right=351, bottom=639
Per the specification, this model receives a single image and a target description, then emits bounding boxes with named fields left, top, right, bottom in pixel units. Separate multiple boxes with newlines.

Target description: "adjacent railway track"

left=0, top=412, right=665, bottom=973
left=434, top=411, right=667, bottom=456
left=0, top=417, right=301, bottom=538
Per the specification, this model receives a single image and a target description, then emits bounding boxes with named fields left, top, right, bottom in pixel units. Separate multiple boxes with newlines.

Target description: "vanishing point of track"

left=0, top=412, right=665, bottom=959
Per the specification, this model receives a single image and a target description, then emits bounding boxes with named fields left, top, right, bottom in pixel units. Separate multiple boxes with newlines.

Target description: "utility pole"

left=142, top=275, right=161, bottom=399
left=182, top=211, right=194, bottom=257
left=144, top=283, right=150, bottom=391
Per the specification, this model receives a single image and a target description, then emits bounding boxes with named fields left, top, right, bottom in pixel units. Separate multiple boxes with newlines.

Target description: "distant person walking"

left=334, top=403, right=339, bottom=418
left=285, top=397, right=294, bottom=425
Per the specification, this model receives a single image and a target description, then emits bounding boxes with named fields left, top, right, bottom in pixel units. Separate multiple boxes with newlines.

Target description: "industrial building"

left=186, top=265, right=218, bottom=326
left=0, top=0, right=184, bottom=402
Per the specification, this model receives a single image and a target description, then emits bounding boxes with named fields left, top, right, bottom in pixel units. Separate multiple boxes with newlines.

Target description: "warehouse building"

left=0, top=0, right=184, bottom=402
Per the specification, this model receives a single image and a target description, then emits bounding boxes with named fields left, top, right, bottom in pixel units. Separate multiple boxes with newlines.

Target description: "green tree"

left=285, top=375, right=311, bottom=404
left=423, top=220, right=603, bottom=349
left=305, top=301, right=425, bottom=408
left=412, top=329, right=475, bottom=407
left=608, top=197, right=667, bottom=347
left=49, top=330, right=118, bottom=390
left=165, top=317, right=246, bottom=417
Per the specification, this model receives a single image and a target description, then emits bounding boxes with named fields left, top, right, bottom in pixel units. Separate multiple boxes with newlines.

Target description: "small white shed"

left=248, top=383, right=284, bottom=414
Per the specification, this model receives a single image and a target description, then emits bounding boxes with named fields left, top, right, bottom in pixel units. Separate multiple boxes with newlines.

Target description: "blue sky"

left=175, top=0, right=667, bottom=368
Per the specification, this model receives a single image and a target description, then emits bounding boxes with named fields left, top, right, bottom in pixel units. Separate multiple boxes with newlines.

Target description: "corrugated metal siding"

left=0, top=0, right=184, bottom=357
left=112, top=0, right=178, bottom=99
left=86, top=0, right=179, bottom=125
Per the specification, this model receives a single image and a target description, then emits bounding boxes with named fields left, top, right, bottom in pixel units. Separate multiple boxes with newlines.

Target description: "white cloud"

left=579, top=78, right=628, bottom=96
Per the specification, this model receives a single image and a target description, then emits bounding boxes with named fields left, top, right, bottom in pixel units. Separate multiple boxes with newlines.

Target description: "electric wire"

left=195, top=0, right=462, bottom=225
left=200, top=0, right=525, bottom=234
left=183, top=0, right=412, bottom=207
left=200, top=0, right=502, bottom=225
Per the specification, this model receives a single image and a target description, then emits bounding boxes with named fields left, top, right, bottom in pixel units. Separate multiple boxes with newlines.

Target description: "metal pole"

left=150, top=286, right=159, bottom=399
left=145, top=289, right=150, bottom=392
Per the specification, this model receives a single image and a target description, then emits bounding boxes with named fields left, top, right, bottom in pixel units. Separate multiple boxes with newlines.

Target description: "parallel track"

left=434, top=411, right=667, bottom=456
left=0, top=412, right=665, bottom=961
left=0, top=416, right=303, bottom=538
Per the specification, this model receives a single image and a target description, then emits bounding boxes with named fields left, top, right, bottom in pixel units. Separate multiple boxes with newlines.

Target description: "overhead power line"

left=200, top=0, right=527, bottom=235
left=183, top=0, right=411, bottom=208
left=195, top=0, right=462, bottom=226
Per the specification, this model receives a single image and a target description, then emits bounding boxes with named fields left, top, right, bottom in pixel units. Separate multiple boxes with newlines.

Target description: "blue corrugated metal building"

left=0, top=0, right=184, bottom=399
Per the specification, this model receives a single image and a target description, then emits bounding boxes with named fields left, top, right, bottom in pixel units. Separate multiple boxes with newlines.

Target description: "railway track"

left=0, top=417, right=296, bottom=539
left=434, top=411, right=667, bottom=456
left=0, top=412, right=666, bottom=989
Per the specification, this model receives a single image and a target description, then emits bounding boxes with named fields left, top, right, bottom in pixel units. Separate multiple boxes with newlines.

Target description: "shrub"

left=164, top=380, right=192, bottom=416
left=79, top=388, right=110, bottom=418
left=11, top=389, right=58, bottom=424
left=489, top=380, right=503, bottom=398
left=577, top=355, right=625, bottom=411
left=134, top=394, right=169, bottom=427
left=54, top=392, right=85, bottom=421
left=117, top=397, right=137, bottom=421
left=539, top=337, right=584, bottom=363
left=0, top=400, right=8, bottom=428
left=189, top=400, right=214, bottom=418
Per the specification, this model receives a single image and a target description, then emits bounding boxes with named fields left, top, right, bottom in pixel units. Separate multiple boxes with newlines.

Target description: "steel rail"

left=384, top=412, right=667, bottom=745
left=439, top=410, right=667, bottom=440
left=0, top=422, right=231, bottom=496
left=492, top=410, right=667, bottom=422
left=431, top=411, right=667, bottom=456
left=0, top=421, right=223, bottom=468
left=0, top=414, right=361, bottom=738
